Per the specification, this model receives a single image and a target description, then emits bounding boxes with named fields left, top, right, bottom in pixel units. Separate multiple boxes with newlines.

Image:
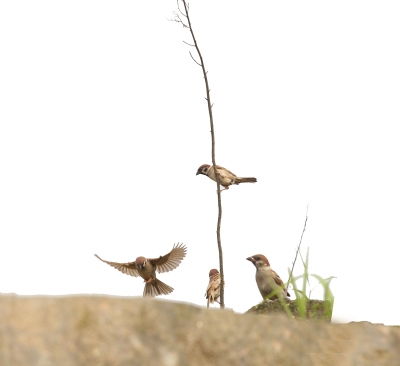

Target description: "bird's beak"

left=246, top=257, right=255, bottom=264
left=196, top=171, right=200, bottom=175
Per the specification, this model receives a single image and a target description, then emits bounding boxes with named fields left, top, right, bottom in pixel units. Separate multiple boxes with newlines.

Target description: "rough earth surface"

left=0, top=294, right=399, bottom=365
left=246, top=298, right=331, bottom=321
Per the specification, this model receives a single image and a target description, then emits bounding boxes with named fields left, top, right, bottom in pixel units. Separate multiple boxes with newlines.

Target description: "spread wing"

left=216, top=165, right=237, bottom=179
left=149, top=243, right=187, bottom=274
left=94, top=254, right=139, bottom=277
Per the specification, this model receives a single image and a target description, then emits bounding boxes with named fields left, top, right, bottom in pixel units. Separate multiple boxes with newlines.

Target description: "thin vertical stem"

left=287, top=205, right=309, bottom=290
left=181, top=0, right=224, bottom=308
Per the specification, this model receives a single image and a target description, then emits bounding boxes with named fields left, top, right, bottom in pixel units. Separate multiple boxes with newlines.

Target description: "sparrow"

left=94, top=243, right=187, bottom=298
left=247, top=254, right=290, bottom=300
left=205, top=268, right=221, bottom=308
left=196, top=164, right=257, bottom=191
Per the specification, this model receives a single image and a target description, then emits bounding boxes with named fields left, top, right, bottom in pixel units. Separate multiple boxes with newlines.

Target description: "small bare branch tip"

left=177, top=0, right=189, bottom=17
left=182, top=40, right=195, bottom=47
left=168, top=8, right=189, bottom=28
left=189, top=51, right=202, bottom=66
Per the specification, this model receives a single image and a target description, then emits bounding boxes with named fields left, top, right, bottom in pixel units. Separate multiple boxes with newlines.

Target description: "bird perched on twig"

left=247, top=254, right=290, bottom=300
left=196, top=164, right=257, bottom=192
left=205, top=268, right=220, bottom=308
left=94, top=243, right=187, bottom=298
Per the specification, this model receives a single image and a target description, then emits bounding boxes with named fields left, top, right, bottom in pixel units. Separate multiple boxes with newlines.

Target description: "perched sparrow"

left=196, top=164, right=257, bottom=191
left=205, top=269, right=221, bottom=308
left=247, top=254, right=290, bottom=300
left=95, top=243, right=187, bottom=298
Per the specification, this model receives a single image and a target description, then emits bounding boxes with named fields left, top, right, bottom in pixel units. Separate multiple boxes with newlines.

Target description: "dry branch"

left=287, top=206, right=309, bottom=290
left=173, top=0, right=225, bottom=308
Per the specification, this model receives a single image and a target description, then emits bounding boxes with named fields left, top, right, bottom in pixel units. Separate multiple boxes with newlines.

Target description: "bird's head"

left=246, top=254, right=270, bottom=268
left=209, top=268, right=219, bottom=278
left=196, top=164, right=210, bottom=176
left=135, top=256, right=147, bottom=270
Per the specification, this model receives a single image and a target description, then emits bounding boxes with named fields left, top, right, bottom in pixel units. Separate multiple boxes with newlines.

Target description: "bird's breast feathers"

left=207, top=166, right=236, bottom=186
left=138, top=264, right=156, bottom=280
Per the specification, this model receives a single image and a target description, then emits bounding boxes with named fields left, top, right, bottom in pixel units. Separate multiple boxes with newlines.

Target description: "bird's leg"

left=144, top=277, right=154, bottom=283
left=215, top=172, right=229, bottom=193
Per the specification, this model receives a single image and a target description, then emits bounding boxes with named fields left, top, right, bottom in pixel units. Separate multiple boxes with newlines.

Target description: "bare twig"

left=286, top=205, right=309, bottom=290
left=167, top=17, right=188, bottom=28
left=174, top=0, right=225, bottom=308
left=176, top=0, right=187, bottom=18
left=167, top=9, right=188, bottom=28
left=189, top=51, right=202, bottom=66
left=182, top=40, right=195, bottom=47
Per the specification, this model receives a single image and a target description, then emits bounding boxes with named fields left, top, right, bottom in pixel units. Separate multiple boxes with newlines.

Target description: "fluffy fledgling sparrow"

left=205, top=268, right=220, bottom=308
left=196, top=164, right=257, bottom=191
left=94, top=243, right=187, bottom=298
left=247, top=254, right=290, bottom=300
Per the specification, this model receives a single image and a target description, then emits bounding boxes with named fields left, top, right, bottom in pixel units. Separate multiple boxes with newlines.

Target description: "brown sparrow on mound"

left=205, top=269, right=220, bottom=308
left=247, top=254, right=290, bottom=300
left=95, top=243, right=187, bottom=298
left=196, top=164, right=256, bottom=191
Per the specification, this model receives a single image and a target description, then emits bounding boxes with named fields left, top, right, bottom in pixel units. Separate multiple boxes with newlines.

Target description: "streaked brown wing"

left=94, top=254, right=139, bottom=277
left=272, top=270, right=285, bottom=287
left=216, top=165, right=237, bottom=178
left=272, top=270, right=290, bottom=296
left=206, top=273, right=221, bottom=297
left=149, top=243, right=187, bottom=274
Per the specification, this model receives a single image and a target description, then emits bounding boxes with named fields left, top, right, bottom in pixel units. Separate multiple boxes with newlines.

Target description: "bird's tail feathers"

left=236, top=177, right=257, bottom=184
left=143, top=279, right=174, bottom=298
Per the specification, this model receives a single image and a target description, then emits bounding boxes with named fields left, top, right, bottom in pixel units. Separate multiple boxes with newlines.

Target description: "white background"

left=1, top=1, right=399, bottom=325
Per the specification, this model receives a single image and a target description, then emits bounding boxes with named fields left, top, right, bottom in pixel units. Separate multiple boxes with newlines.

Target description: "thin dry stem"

left=182, top=40, right=195, bottom=47
left=177, top=0, right=225, bottom=308
left=287, top=205, right=309, bottom=290
left=189, top=51, right=202, bottom=66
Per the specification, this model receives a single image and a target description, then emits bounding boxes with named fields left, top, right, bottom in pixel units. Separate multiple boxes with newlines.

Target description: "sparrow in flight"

left=95, top=243, right=187, bottom=298
left=247, top=254, right=290, bottom=300
left=196, top=164, right=256, bottom=191
left=205, top=268, right=221, bottom=308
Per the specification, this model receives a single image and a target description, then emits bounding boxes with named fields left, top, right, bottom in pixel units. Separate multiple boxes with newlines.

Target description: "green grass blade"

left=301, top=247, right=310, bottom=298
left=310, top=274, right=336, bottom=319
left=287, top=269, right=307, bottom=318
